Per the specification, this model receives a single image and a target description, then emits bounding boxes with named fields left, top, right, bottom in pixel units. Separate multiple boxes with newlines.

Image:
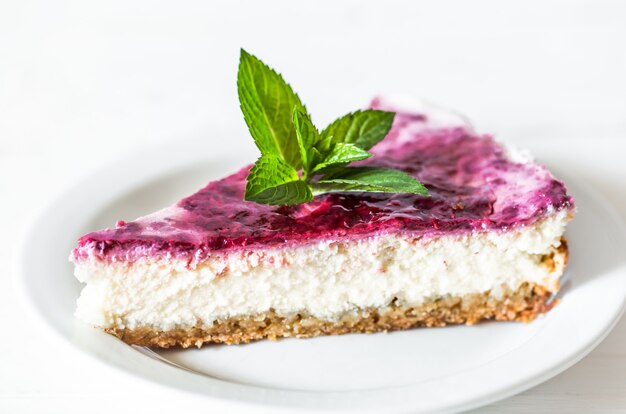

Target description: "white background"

left=2, top=1, right=625, bottom=412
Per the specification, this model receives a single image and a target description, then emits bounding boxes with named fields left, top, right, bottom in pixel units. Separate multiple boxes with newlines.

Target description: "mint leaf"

left=237, top=49, right=306, bottom=168
left=236, top=51, right=429, bottom=206
left=292, top=108, right=320, bottom=174
left=311, top=143, right=372, bottom=174
left=320, top=110, right=395, bottom=151
left=245, top=154, right=313, bottom=205
left=312, top=167, right=429, bottom=196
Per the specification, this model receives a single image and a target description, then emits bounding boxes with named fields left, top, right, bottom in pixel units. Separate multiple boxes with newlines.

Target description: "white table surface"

left=2, top=1, right=625, bottom=412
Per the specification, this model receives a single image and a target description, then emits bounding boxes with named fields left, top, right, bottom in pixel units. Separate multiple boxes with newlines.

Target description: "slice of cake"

left=71, top=100, right=574, bottom=348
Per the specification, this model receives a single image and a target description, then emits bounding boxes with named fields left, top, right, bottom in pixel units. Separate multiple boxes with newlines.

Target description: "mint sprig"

left=237, top=49, right=429, bottom=205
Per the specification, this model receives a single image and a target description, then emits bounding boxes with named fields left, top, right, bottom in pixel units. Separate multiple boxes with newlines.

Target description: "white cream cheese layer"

left=74, top=211, right=570, bottom=331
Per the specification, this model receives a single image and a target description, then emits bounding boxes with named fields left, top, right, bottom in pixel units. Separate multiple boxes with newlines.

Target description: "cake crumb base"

left=105, top=282, right=555, bottom=348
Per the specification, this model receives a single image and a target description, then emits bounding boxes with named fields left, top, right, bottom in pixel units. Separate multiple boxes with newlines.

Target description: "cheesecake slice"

left=71, top=100, right=574, bottom=348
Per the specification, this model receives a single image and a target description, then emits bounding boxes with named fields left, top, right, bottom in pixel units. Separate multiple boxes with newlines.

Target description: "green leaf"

left=292, top=108, right=319, bottom=174
left=320, top=110, right=395, bottom=151
left=236, top=51, right=425, bottom=206
left=245, top=154, right=313, bottom=205
left=309, top=147, right=324, bottom=172
left=312, top=167, right=429, bottom=196
left=312, top=134, right=334, bottom=159
left=311, top=143, right=372, bottom=174
left=237, top=49, right=306, bottom=168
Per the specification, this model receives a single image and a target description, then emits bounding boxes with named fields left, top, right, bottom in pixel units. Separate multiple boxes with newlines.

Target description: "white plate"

left=15, top=134, right=626, bottom=413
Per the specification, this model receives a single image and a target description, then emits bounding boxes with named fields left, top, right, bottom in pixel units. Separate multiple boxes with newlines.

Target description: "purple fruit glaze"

left=73, top=100, right=574, bottom=266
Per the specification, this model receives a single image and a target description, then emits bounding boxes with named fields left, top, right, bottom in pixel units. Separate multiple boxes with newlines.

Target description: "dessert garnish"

left=238, top=49, right=428, bottom=205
